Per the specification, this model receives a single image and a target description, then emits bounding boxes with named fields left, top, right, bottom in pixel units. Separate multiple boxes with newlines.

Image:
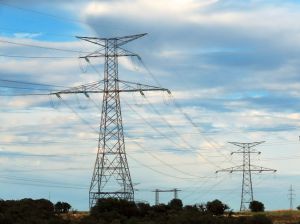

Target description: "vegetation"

left=55, top=201, right=72, bottom=214
left=0, top=198, right=277, bottom=224
left=206, top=199, right=229, bottom=215
left=249, top=200, right=265, bottom=212
left=0, top=198, right=68, bottom=224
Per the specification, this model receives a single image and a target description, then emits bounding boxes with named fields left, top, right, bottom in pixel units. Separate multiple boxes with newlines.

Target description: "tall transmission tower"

left=50, top=34, right=170, bottom=208
left=288, top=185, right=295, bottom=210
left=216, top=142, right=276, bottom=211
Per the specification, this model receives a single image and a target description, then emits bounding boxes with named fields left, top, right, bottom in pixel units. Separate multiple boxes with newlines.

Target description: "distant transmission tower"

left=288, top=185, right=295, bottom=210
left=153, top=188, right=181, bottom=205
left=51, top=34, right=170, bottom=208
left=216, top=142, right=276, bottom=211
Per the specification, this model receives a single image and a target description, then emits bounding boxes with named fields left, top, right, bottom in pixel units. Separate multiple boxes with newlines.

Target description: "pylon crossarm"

left=76, top=33, right=147, bottom=48
left=76, top=36, right=106, bottom=47
left=116, top=33, right=147, bottom=47
left=119, top=47, right=141, bottom=57
left=118, top=80, right=171, bottom=95
left=152, top=189, right=181, bottom=193
left=49, top=80, right=170, bottom=98
left=248, top=141, right=266, bottom=148
left=79, top=48, right=139, bottom=58
left=49, top=80, right=105, bottom=97
left=229, top=141, right=265, bottom=148
left=231, top=151, right=261, bottom=155
left=216, top=165, right=244, bottom=173
left=250, top=165, right=277, bottom=173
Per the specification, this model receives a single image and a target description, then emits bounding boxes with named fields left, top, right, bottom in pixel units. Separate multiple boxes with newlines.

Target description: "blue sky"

left=1, top=0, right=300, bottom=211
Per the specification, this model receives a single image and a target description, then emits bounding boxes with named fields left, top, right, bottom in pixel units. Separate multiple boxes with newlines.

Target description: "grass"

left=236, top=210, right=300, bottom=224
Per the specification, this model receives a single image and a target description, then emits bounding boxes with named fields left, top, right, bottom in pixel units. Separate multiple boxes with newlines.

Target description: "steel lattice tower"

left=50, top=34, right=170, bottom=208
left=288, top=185, right=295, bottom=210
left=216, top=142, right=276, bottom=211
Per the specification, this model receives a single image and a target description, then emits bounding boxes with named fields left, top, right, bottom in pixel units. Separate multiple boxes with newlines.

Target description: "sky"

left=1, top=0, right=300, bottom=211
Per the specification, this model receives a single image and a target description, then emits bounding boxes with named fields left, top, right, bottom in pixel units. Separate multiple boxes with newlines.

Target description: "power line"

left=0, top=175, right=87, bottom=189
left=130, top=139, right=207, bottom=179
left=0, top=1, right=90, bottom=27
left=0, top=26, right=79, bottom=39
left=123, top=100, right=192, bottom=153
left=0, top=180, right=87, bottom=190
left=0, top=85, right=56, bottom=91
left=133, top=59, right=237, bottom=165
left=49, top=92, right=214, bottom=181
left=0, top=54, right=77, bottom=59
left=124, top=98, right=229, bottom=169
left=0, top=2, right=135, bottom=37
left=0, top=39, right=90, bottom=53
left=143, top=96, right=231, bottom=168
left=56, top=95, right=208, bottom=180
left=0, top=78, right=68, bottom=88
left=127, top=154, right=200, bottom=181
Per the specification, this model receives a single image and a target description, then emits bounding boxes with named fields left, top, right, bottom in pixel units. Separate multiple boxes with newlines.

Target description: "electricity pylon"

left=51, top=34, right=170, bottom=208
left=288, top=185, right=295, bottom=210
left=153, top=188, right=181, bottom=205
left=216, top=142, right=276, bottom=211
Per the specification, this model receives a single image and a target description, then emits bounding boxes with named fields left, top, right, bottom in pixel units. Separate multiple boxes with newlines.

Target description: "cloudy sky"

left=1, top=0, right=300, bottom=211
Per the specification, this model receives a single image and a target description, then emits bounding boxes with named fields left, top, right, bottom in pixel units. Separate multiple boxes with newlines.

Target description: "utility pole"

left=174, top=188, right=180, bottom=199
left=153, top=188, right=181, bottom=205
left=155, top=189, right=159, bottom=206
left=51, top=34, right=170, bottom=208
left=288, top=185, right=295, bottom=210
left=216, top=142, right=276, bottom=211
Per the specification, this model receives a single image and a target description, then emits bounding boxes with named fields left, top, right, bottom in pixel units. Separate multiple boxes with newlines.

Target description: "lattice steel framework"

left=288, top=185, right=295, bottom=210
left=50, top=34, right=170, bottom=208
left=216, top=142, right=276, bottom=211
left=153, top=188, right=181, bottom=205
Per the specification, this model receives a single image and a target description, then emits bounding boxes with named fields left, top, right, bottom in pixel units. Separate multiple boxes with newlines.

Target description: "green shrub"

left=249, top=200, right=265, bottom=212
left=168, top=199, right=183, bottom=210
left=206, top=199, right=229, bottom=216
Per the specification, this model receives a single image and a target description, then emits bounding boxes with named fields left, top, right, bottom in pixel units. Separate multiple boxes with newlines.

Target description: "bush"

left=151, top=203, right=170, bottom=213
left=206, top=199, right=229, bottom=216
left=0, top=198, right=69, bottom=224
left=136, top=202, right=151, bottom=216
left=168, top=199, right=183, bottom=210
left=249, top=200, right=265, bottom=212
left=55, top=201, right=71, bottom=213
left=91, top=198, right=139, bottom=219
left=246, top=215, right=272, bottom=224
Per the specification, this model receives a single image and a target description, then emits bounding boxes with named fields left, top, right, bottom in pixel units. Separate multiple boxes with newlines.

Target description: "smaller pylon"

left=288, top=185, right=295, bottom=210
left=152, top=188, right=181, bottom=205
left=216, top=142, right=276, bottom=211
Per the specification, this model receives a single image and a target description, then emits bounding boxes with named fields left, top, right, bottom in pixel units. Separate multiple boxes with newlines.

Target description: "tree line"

left=0, top=198, right=276, bottom=224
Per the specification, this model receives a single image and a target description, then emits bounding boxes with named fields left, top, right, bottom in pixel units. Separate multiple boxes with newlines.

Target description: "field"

left=237, top=210, right=300, bottom=224
left=61, top=210, right=300, bottom=224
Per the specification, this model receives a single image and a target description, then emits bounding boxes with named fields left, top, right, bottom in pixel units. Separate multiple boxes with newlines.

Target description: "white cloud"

left=82, top=0, right=219, bottom=23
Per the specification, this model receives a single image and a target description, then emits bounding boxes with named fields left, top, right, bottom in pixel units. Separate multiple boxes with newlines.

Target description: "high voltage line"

left=0, top=1, right=89, bottom=26
left=0, top=39, right=91, bottom=53
left=1, top=79, right=299, bottom=153
left=0, top=54, right=78, bottom=59
left=52, top=97, right=209, bottom=181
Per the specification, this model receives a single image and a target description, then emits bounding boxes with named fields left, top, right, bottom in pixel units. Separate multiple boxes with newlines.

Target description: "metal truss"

left=216, top=142, right=276, bottom=211
left=51, top=34, right=170, bottom=208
